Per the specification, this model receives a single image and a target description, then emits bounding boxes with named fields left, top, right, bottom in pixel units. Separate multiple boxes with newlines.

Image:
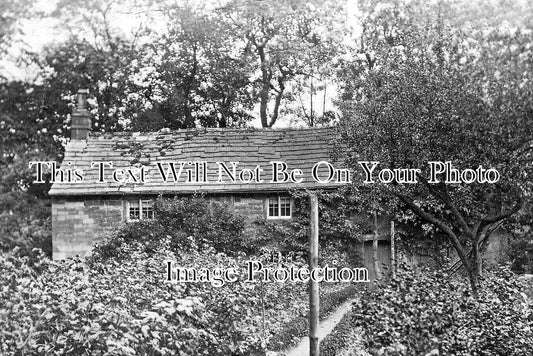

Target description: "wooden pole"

left=373, top=211, right=381, bottom=280
left=310, top=75, right=314, bottom=126
left=309, top=193, right=319, bottom=356
left=391, top=221, right=396, bottom=279
left=372, top=239, right=379, bottom=281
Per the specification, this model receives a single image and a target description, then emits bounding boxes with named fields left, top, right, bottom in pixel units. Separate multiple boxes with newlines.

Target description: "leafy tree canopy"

left=337, top=0, right=533, bottom=292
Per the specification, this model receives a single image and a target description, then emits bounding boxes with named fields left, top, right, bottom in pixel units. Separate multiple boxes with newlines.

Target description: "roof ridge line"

left=89, top=126, right=338, bottom=137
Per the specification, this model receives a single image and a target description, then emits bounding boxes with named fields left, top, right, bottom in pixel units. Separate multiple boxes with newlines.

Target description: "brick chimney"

left=71, top=89, right=91, bottom=140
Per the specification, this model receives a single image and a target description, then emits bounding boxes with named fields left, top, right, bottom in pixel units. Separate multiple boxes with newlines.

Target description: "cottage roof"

left=49, top=126, right=345, bottom=196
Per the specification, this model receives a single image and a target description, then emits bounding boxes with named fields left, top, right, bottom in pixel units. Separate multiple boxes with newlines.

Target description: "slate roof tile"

left=49, top=126, right=345, bottom=196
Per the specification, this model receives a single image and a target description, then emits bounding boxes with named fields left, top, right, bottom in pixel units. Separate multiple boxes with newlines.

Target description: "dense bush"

left=252, top=189, right=364, bottom=267
left=3, top=235, right=366, bottom=356
left=0, top=245, right=318, bottom=355
left=0, top=192, right=52, bottom=257
left=287, top=188, right=364, bottom=243
left=91, top=220, right=168, bottom=261
left=1, top=242, right=363, bottom=355
left=92, top=193, right=363, bottom=271
left=0, top=195, right=369, bottom=355
left=155, top=197, right=248, bottom=254
left=92, top=196, right=249, bottom=261
left=0, top=248, right=217, bottom=355
left=333, top=266, right=533, bottom=356
left=320, top=311, right=364, bottom=356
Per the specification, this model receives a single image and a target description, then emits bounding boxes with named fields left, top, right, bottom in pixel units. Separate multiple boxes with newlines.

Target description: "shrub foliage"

left=338, top=266, right=533, bottom=356
left=0, top=195, right=361, bottom=355
left=92, top=196, right=249, bottom=261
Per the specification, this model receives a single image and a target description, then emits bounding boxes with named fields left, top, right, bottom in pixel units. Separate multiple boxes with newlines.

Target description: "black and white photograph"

left=1, top=0, right=532, bottom=355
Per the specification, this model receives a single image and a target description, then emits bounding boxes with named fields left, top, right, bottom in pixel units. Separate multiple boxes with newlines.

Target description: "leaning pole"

left=309, top=193, right=319, bottom=356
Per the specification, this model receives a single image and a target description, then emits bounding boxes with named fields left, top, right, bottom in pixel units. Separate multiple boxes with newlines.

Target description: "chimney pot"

left=76, top=89, right=89, bottom=110
left=71, top=89, right=92, bottom=140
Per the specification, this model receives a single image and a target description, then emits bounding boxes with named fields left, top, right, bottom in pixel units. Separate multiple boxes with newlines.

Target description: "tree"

left=8, top=0, right=349, bottom=130
left=0, top=81, right=59, bottom=255
left=338, top=1, right=533, bottom=293
left=0, top=0, right=35, bottom=52
left=219, top=0, right=345, bottom=127
left=39, top=38, right=147, bottom=132
left=0, top=0, right=149, bottom=254
left=148, top=3, right=255, bottom=129
left=35, top=0, right=157, bottom=132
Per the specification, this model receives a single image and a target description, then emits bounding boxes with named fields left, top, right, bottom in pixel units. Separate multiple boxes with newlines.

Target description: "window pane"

left=268, top=197, right=279, bottom=217
left=144, top=209, right=154, bottom=220
left=280, top=197, right=291, bottom=217
left=141, top=200, right=154, bottom=220
left=129, top=200, right=140, bottom=220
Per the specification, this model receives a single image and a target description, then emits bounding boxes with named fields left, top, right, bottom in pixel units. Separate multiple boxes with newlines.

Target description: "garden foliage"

left=0, top=195, right=363, bottom=355
left=92, top=196, right=249, bottom=260
left=0, top=245, right=308, bottom=355
left=91, top=194, right=365, bottom=265
left=325, top=266, right=533, bottom=356
left=253, top=189, right=365, bottom=264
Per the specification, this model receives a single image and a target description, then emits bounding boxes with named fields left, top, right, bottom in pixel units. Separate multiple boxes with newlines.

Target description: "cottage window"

left=267, top=196, right=291, bottom=219
left=128, top=199, right=154, bottom=221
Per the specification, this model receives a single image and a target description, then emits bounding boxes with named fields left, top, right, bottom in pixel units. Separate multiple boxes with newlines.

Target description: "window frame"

left=266, top=196, right=292, bottom=220
left=127, top=198, right=155, bottom=221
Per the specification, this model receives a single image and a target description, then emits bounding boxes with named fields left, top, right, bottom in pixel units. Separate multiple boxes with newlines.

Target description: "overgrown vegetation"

left=91, top=193, right=364, bottom=260
left=1, top=0, right=532, bottom=353
left=338, top=0, right=533, bottom=294
left=0, top=195, right=363, bottom=355
left=321, top=266, right=533, bottom=356
left=92, top=196, right=249, bottom=260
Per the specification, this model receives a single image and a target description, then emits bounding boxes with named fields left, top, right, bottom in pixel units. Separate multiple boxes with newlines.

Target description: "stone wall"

left=52, top=194, right=281, bottom=260
left=52, top=197, right=124, bottom=260
left=233, top=195, right=266, bottom=223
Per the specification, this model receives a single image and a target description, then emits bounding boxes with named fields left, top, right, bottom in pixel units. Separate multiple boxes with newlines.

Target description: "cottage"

left=48, top=90, right=508, bottom=284
left=49, top=90, right=346, bottom=260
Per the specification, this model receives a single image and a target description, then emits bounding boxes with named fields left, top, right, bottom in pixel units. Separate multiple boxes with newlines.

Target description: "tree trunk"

left=257, top=44, right=272, bottom=128
left=467, top=266, right=479, bottom=296
left=473, top=236, right=482, bottom=277
left=452, top=240, right=479, bottom=296
left=182, top=43, right=198, bottom=128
